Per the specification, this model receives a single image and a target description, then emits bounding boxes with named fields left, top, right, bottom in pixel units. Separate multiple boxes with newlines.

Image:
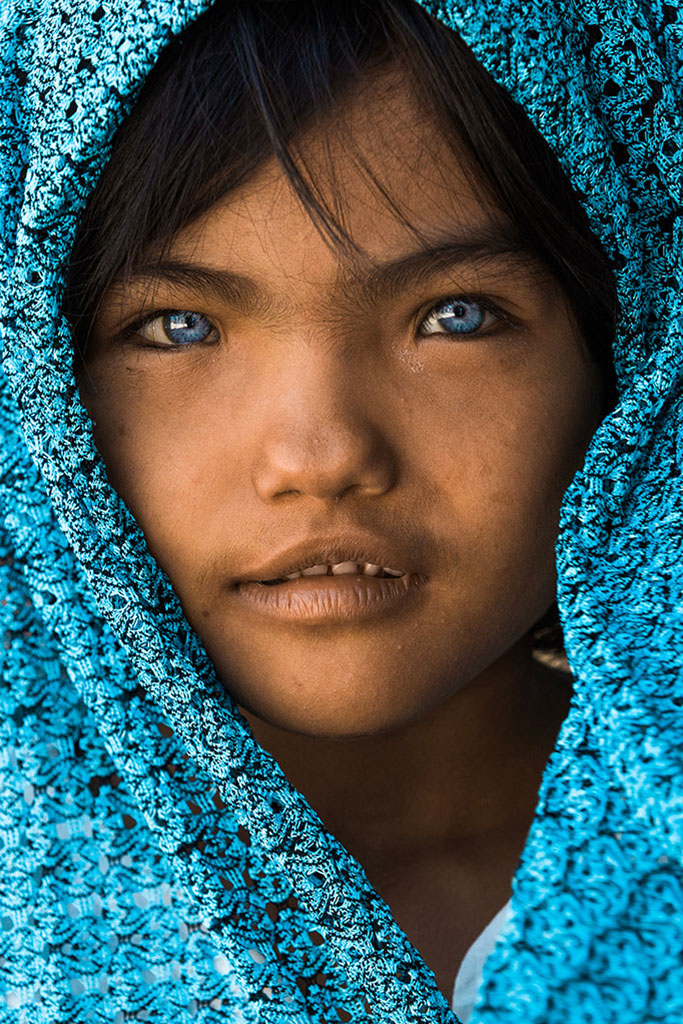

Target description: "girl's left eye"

left=418, top=298, right=498, bottom=337
left=135, top=310, right=216, bottom=347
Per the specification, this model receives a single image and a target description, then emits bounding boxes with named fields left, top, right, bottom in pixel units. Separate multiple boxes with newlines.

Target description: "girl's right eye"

left=134, top=310, right=216, bottom=347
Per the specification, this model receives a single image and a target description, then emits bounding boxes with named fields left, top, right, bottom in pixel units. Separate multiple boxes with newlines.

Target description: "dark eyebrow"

left=353, top=229, right=536, bottom=304
left=124, top=260, right=264, bottom=313
left=124, top=226, right=535, bottom=314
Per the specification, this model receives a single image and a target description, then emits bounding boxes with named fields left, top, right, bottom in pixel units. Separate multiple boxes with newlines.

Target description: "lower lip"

left=235, top=572, right=427, bottom=624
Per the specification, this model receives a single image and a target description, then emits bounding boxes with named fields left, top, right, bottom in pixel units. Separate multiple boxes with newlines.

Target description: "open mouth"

left=256, top=562, right=405, bottom=585
left=237, top=564, right=424, bottom=624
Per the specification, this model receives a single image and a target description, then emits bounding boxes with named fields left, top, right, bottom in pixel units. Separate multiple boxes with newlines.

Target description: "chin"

left=222, top=652, right=462, bottom=741
left=240, top=700, right=417, bottom=741
left=203, top=596, right=549, bottom=742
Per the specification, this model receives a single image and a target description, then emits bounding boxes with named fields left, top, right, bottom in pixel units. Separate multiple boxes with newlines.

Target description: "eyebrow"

left=124, top=226, right=536, bottom=316
left=358, top=230, right=535, bottom=302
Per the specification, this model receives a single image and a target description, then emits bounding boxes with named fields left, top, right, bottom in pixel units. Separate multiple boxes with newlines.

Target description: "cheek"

left=80, top=366, right=236, bottom=562
left=408, top=337, right=601, bottom=562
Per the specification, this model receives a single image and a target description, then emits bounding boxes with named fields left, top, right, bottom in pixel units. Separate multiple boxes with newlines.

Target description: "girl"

left=0, top=1, right=680, bottom=1022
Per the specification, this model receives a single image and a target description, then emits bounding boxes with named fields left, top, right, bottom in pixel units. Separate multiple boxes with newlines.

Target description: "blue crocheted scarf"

left=0, top=1, right=681, bottom=1021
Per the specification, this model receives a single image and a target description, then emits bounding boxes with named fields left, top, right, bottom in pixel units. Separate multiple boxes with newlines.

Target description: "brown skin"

left=80, top=68, right=602, bottom=997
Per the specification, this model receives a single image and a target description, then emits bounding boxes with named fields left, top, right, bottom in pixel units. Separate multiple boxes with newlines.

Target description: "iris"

left=421, top=298, right=485, bottom=335
left=135, top=310, right=215, bottom=347
left=162, top=311, right=213, bottom=345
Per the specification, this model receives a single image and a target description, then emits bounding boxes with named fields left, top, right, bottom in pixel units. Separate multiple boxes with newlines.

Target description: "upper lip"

left=236, top=533, right=418, bottom=583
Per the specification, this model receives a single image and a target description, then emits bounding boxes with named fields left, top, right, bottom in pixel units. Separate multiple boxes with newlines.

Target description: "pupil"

left=436, top=300, right=484, bottom=334
left=163, top=311, right=208, bottom=345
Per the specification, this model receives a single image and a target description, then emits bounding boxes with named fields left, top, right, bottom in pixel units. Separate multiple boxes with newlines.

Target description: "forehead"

left=159, top=65, right=509, bottom=287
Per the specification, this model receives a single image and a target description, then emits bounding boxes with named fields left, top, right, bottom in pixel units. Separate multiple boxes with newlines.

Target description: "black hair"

left=63, top=0, right=619, bottom=657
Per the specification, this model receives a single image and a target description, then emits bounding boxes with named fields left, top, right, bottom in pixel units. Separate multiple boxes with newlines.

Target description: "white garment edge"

left=451, top=900, right=512, bottom=1023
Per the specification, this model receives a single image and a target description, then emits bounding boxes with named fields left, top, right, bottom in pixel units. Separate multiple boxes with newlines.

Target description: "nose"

left=251, top=361, right=398, bottom=504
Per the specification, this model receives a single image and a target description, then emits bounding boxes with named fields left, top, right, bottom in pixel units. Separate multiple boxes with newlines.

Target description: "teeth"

left=280, top=562, right=406, bottom=580
left=362, top=563, right=382, bottom=576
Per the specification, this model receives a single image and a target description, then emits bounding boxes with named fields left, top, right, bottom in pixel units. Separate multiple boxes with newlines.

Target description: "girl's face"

left=82, top=69, right=602, bottom=738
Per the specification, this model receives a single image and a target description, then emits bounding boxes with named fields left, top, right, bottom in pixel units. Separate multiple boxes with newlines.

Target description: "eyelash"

left=122, top=294, right=519, bottom=350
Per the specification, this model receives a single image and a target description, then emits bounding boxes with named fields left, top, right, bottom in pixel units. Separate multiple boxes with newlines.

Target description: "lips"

left=233, top=535, right=428, bottom=624
left=236, top=536, right=414, bottom=587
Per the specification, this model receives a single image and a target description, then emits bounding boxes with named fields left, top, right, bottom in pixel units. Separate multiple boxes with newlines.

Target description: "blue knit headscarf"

left=0, top=1, right=681, bottom=1021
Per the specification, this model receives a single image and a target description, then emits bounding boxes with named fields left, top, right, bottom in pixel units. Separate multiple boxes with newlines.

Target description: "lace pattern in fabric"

left=0, top=1, right=681, bottom=1020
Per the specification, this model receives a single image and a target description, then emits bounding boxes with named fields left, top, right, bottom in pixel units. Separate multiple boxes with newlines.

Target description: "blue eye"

left=419, top=298, right=487, bottom=337
left=137, top=310, right=215, bottom=347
